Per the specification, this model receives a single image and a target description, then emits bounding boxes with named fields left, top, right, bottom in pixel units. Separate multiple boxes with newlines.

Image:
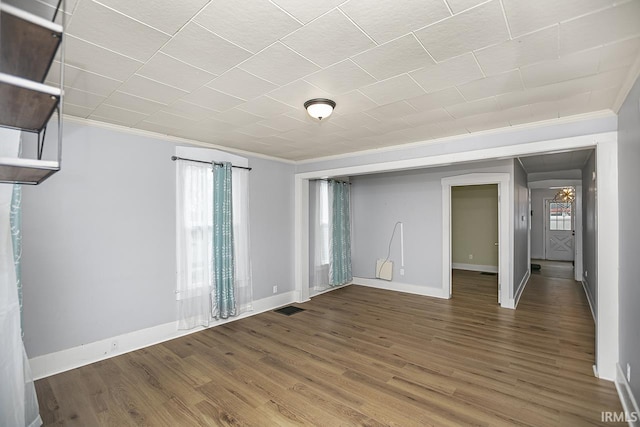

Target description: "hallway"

left=531, top=259, right=576, bottom=280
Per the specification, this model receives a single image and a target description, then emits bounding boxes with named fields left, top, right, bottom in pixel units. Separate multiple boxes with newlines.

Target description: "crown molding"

left=62, top=115, right=297, bottom=165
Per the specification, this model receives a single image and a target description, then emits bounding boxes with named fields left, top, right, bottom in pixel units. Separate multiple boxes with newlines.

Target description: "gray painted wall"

left=350, top=160, right=512, bottom=290
left=618, top=75, right=640, bottom=399
left=582, top=151, right=597, bottom=316
left=247, top=156, right=295, bottom=300
left=513, top=160, right=530, bottom=297
left=21, top=122, right=294, bottom=358
left=530, top=189, right=559, bottom=259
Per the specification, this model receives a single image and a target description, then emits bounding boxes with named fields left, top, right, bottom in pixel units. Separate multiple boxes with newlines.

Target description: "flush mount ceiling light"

left=304, top=98, right=336, bottom=121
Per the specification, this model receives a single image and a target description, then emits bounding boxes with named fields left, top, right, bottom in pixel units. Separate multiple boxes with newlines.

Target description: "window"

left=549, top=202, right=572, bottom=230
left=176, top=156, right=252, bottom=329
left=318, top=181, right=330, bottom=265
left=180, top=162, right=213, bottom=291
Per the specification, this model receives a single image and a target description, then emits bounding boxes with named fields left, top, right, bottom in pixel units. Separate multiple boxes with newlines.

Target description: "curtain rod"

left=171, top=155, right=252, bottom=171
left=312, top=178, right=351, bottom=185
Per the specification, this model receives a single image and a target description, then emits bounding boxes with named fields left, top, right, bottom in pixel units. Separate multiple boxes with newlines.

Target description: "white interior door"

left=545, top=200, right=575, bottom=261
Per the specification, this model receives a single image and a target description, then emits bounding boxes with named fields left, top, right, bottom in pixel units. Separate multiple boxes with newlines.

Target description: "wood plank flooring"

left=530, top=259, right=575, bottom=279
left=36, top=270, right=623, bottom=426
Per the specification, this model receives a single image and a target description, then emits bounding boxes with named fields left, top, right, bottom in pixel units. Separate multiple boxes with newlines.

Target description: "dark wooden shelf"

left=0, top=73, right=60, bottom=131
left=0, top=2, right=64, bottom=184
left=0, top=157, right=59, bottom=185
left=0, top=3, right=63, bottom=82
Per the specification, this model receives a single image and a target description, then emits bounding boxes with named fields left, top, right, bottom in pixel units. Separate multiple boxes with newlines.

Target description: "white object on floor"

left=376, top=259, right=393, bottom=281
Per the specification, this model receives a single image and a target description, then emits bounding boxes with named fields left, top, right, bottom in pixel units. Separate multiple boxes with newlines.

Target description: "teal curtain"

left=212, top=162, right=236, bottom=319
left=329, top=181, right=352, bottom=286
left=10, top=184, right=22, bottom=332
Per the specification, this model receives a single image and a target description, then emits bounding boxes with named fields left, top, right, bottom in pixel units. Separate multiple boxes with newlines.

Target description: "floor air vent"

left=274, top=306, right=306, bottom=316
left=481, top=272, right=498, bottom=276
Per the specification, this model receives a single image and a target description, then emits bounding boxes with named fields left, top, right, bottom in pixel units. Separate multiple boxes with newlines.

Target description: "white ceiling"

left=519, top=149, right=593, bottom=173
left=25, top=0, right=640, bottom=160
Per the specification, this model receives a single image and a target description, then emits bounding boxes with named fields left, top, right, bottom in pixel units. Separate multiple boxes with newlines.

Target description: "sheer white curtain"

left=176, top=160, right=253, bottom=328
left=310, top=180, right=331, bottom=291
left=232, top=168, right=252, bottom=313
left=176, top=161, right=213, bottom=329
left=0, top=129, right=42, bottom=427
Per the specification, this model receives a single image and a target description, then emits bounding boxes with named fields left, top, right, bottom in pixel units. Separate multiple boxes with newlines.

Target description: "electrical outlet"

left=585, top=270, right=588, bottom=278
left=627, top=363, right=631, bottom=382
left=111, top=340, right=118, bottom=353
left=400, top=268, right=405, bottom=276
left=468, top=254, right=473, bottom=260
left=272, top=285, right=278, bottom=294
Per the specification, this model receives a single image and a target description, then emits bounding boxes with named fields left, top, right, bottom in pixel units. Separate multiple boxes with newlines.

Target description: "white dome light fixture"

left=304, top=98, right=336, bottom=121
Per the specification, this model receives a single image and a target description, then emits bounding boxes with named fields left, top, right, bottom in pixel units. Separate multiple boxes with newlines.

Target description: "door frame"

left=543, top=196, right=552, bottom=259
left=544, top=197, right=575, bottom=261
left=441, top=173, right=511, bottom=307
left=530, top=180, right=583, bottom=281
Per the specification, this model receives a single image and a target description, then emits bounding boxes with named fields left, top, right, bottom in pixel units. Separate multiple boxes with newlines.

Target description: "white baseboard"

left=451, top=263, right=498, bottom=273
left=615, top=363, right=640, bottom=426
left=352, top=277, right=448, bottom=299
left=582, top=278, right=596, bottom=323
left=29, top=291, right=297, bottom=380
left=309, top=281, right=352, bottom=297
left=498, top=270, right=529, bottom=310
left=513, top=270, right=531, bottom=309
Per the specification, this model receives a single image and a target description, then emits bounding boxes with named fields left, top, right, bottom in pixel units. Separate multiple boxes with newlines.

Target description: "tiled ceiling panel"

left=406, top=87, right=466, bottom=111
left=340, top=0, right=451, bottom=44
left=270, top=0, right=344, bottom=24
left=66, top=0, right=170, bottom=61
left=161, top=100, right=216, bottom=121
left=457, top=69, right=523, bottom=101
left=409, top=53, right=484, bottom=93
left=62, top=35, right=143, bottom=81
left=351, top=34, right=435, bottom=80
left=474, top=26, right=559, bottom=77
left=90, top=104, right=148, bottom=126
left=160, top=23, right=252, bottom=75
left=238, top=42, right=319, bottom=86
left=414, top=0, right=510, bottom=61
left=102, top=91, right=165, bottom=115
left=281, top=9, right=375, bottom=68
left=359, top=74, right=425, bottom=105
left=206, top=68, right=278, bottom=101
left=194, top=0, right=301, bottom=54
left=95, top=0, right=210, bottom=35
left=46, top=62, right=122, bottom=97
left=136, top=53, right=216, bottom=93
left=502, top=0, right=614, bottom=38
left=117, top=75, right=189, bottom=105
left=303, top=60, right=376, bottom=95
left=558, top=1, right=640, bottom=56
left=49, top=0, right=640, bottom=161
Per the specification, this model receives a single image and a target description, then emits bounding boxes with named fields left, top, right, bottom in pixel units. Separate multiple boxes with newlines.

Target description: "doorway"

left=441, top=173, right=511, bottom=307
left=544, top=198, right=575, bottom=262
left=451, top=184, right=499, bottom=303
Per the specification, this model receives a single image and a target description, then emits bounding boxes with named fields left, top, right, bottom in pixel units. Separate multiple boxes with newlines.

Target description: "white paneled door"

left=544, top=199, right=575, bottom=261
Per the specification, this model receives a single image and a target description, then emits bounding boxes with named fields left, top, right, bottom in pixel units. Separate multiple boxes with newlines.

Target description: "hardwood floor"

left=36, top=271, right=623, bottom=426
left=530, top=259, right=575, bottom=280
